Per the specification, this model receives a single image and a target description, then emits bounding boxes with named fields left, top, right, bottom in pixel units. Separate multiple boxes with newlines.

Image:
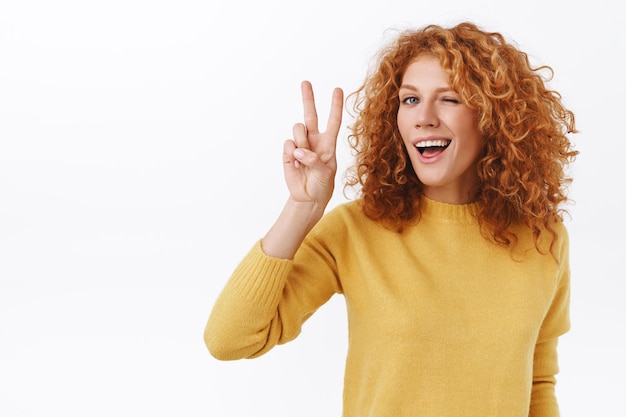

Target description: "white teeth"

left=415, top=139, right=450, bottom=148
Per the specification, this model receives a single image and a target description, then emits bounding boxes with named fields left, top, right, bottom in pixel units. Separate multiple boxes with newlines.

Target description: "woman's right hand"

left=283, top=81, right=344, bottom=210
left=261, top=81, right=344, bottom=260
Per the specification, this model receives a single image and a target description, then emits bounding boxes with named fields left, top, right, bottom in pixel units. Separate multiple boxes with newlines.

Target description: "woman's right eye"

left=402, top=97, right=419, bottom=104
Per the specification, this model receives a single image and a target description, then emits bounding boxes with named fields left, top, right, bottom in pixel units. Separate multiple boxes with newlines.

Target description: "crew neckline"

left=420, top=196, right=479, bottom=224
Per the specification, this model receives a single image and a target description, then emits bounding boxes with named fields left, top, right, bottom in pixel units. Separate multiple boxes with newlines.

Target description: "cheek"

left=397, top=127, right=413, bottom=152
left=468, top=134, right=485, bottom=162
left=396, top=113, right=404, bottom=134
left=395, top=125, right=414, bottom=156
left=397, top=114, right=411, bottom=141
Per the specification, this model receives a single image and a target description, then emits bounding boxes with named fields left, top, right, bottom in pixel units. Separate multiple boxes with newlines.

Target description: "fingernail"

left=294, top=149, right=304, bottom=158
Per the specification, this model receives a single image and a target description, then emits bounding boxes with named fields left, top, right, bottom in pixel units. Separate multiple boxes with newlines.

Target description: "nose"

left=415, top=101, right=439, bottom=128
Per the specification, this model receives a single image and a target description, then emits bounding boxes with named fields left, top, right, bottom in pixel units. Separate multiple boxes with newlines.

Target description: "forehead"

left=401, top=55, right=450, bottom=85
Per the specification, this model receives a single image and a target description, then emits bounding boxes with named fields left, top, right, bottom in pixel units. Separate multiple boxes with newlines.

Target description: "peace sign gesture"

left=262, top=81, right=343, bottom=259
left=283, top=81, right=344, bottom=209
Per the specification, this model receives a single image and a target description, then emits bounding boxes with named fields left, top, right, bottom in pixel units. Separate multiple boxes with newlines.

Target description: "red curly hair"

left=345, top=21, right=578, bottom=253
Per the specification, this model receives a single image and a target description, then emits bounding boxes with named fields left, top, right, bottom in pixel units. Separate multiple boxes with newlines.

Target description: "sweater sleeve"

left=529, top=225, right=571, bottom=417
left=204, top=241, right=291, bottom=360
left=529, top=338, right=561, bottom=416
left=204, top=232, right=342, bottom=360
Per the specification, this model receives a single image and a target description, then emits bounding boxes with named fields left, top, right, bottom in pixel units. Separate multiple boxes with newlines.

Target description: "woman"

left=205, top=21, right=577, bottom=416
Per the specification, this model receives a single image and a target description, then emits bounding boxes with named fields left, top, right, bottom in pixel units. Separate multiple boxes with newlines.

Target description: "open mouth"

left=415, top=139, right=451, bottom=157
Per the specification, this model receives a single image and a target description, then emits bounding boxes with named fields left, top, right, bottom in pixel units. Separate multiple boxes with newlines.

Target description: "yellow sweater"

left=205, top=197, right=570, bottom=417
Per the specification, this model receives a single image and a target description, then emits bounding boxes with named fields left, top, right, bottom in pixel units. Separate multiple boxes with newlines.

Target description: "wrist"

left=261, top=199, right=326, bottom=260
left=284, top=198, right=326, bottom=227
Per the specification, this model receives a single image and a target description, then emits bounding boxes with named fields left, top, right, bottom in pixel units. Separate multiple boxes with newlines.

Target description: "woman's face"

left=397, top=55, right=484, bottom=204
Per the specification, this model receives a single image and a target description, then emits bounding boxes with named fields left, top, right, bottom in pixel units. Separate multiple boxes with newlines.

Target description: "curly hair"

left=345, top=21, right=578, bottom=254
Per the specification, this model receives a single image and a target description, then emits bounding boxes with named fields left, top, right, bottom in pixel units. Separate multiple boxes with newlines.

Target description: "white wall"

left=0, top=0, right=623, bottom=416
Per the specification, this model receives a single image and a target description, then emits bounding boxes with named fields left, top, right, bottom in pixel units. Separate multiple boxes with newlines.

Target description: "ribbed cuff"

left=228, top=240, right=293, bottom=311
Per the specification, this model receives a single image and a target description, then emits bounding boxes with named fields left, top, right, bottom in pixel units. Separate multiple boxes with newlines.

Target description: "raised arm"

left=261, top=81, right=344, bottom=259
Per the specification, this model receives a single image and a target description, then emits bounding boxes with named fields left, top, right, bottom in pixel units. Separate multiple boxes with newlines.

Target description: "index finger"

left=301, top=80, right=319, bottom=135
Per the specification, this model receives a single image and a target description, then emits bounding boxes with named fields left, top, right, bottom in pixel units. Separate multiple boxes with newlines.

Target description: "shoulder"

left=550, top=220, right=570, bottom=258
left=510, top=218, right=570, bottom=262
left=325, top=199, right=365, bottom=220
left=309, top=199, right=373, bottom=237
left=541, top=219, right=570, bottom=252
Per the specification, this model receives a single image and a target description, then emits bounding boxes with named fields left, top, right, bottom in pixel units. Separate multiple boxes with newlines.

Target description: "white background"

left=1, top=0, right=624, bottom=416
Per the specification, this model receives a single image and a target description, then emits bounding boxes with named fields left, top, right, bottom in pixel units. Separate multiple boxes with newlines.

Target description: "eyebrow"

left=399, top=85, right=455, bottom=93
